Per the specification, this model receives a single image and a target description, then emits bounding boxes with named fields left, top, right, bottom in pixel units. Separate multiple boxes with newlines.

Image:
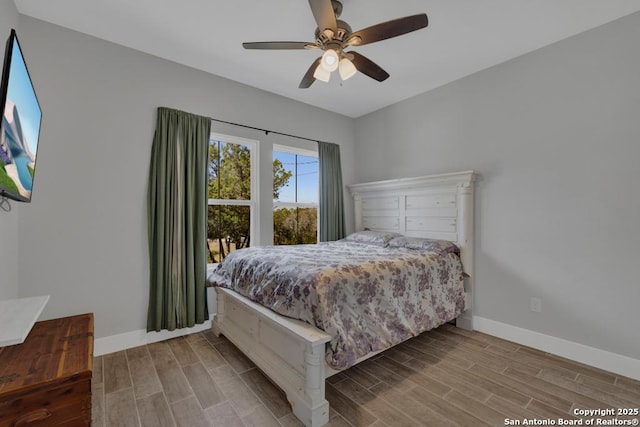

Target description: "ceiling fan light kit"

left=320, top=49, right=340, bottom=72
left=338, top=57, right=357, bottom=80
left=243, top=0, right=429, bottom=89
left=313, top=64, right=332, bottom=82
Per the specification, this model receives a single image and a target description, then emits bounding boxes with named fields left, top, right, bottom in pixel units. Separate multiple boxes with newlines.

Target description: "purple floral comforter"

left=207, top=241, right=466, bottom=370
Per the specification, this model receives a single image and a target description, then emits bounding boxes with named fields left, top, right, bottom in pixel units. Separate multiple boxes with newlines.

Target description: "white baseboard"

left=474, top=316, right=640, bottom=381
left=94, top=318, right=212, bottom=356
left=95, top=290, right=218, bottom=356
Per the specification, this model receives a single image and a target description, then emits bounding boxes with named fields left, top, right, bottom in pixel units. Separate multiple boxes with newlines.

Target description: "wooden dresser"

left=0, top=313, right=94, bottom=426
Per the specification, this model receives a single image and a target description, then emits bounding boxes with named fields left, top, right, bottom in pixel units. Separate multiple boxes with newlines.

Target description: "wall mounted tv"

left=0, top=29, right=42, bottom=203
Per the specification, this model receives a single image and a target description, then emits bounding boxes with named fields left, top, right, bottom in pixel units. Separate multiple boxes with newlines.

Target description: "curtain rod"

left=209, top=117, right=332, bottom=145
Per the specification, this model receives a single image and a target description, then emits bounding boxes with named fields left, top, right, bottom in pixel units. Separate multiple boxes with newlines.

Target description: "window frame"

left=207, top=132, right=260, bottom=264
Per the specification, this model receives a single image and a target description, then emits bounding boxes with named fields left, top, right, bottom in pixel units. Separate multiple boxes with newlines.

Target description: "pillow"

left=342, top=230, right=402, bottom=246
left=387, top=236, right=460, bottom=254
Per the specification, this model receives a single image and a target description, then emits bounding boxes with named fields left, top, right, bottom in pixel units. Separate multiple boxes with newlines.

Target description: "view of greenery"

left=207, top=205, right=249, bottom=262
left=273, top=207, right=318, bottom=245
left=207, top=140, right=317, bottom=263
left=207, top=141, right=253, bottom=263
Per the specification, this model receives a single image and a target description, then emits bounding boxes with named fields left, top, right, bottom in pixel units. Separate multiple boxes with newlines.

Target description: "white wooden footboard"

left=213, top=287, right=332, bottom=427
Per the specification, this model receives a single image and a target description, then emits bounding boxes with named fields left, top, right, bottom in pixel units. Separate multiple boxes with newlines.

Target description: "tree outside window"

left=207, top=136, right=256, bottom=263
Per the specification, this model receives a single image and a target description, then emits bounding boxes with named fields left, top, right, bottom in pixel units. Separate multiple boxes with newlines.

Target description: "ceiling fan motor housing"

left=315, top=20, right=352, bottom=48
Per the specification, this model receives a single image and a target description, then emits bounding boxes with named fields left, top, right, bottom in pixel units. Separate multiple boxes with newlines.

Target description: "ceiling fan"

left=242, top=0, right=428, bottom=88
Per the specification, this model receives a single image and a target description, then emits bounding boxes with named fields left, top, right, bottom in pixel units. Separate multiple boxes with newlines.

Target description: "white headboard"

left=348, top=171, right=477, bottom=330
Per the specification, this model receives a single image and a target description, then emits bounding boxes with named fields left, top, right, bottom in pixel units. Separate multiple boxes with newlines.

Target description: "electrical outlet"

left=530, top=297, right=542, bottom=313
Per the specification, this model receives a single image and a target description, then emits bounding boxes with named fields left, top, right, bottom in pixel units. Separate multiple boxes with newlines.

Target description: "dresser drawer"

left=0, top=377, right=91, bottom=426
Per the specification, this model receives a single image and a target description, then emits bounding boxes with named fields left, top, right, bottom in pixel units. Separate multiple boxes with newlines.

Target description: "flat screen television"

left=0, top=29, right=42, bottom=203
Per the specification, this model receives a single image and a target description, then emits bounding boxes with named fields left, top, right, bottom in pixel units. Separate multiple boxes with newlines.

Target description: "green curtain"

left=318, top=141, right=346, bottom=242
left=147, top=107, right=211, bottom=332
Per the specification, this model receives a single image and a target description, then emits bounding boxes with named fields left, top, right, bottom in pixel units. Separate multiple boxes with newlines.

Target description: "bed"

left=207, top=170, right=477, bottom=427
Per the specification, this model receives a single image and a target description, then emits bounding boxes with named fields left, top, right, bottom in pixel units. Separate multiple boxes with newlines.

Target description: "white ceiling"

left=14, top=0, right=640, bottom=118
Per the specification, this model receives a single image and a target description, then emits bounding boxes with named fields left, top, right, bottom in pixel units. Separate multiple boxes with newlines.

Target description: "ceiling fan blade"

left=299, top=57, right=322, bottom=88
left=308, top=0, right=337, bottom=33
left=243, top=41, right=317, bottom=50
left=349, top=51, right=390, bottom=82
left=347, top=14, right=428, bottom=46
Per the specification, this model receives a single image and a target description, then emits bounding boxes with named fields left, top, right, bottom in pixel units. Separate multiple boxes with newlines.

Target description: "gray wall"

left=354, top=12, right=640, bottom=360
left=16, top=16, right=355, bottom=340
left=0, top=0, right=20, bottom=300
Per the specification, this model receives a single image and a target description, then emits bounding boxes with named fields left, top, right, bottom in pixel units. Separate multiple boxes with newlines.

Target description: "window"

left=273, top=145, right=318, bottom=245
left=207, top=134, right=258, bottom=263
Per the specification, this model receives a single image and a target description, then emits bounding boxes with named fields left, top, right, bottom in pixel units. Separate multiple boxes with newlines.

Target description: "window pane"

left=273, top=151, right=318, bottom=204
left=273, top=151, right=295, bottom=203
left=273, top=207, right=318, bottom=245
left=208, top=140, right=251, bottom=201
left=295, top=155, right=318, bottom=203
left=207, top=205, right=251, bottom=263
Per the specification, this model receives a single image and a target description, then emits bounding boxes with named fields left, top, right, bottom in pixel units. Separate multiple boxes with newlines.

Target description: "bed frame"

left=212, top=170, right=477, bottom=427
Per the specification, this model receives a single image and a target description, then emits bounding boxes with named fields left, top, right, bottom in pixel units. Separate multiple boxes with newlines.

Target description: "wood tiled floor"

left=92, top=324, right=640, bottom=426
